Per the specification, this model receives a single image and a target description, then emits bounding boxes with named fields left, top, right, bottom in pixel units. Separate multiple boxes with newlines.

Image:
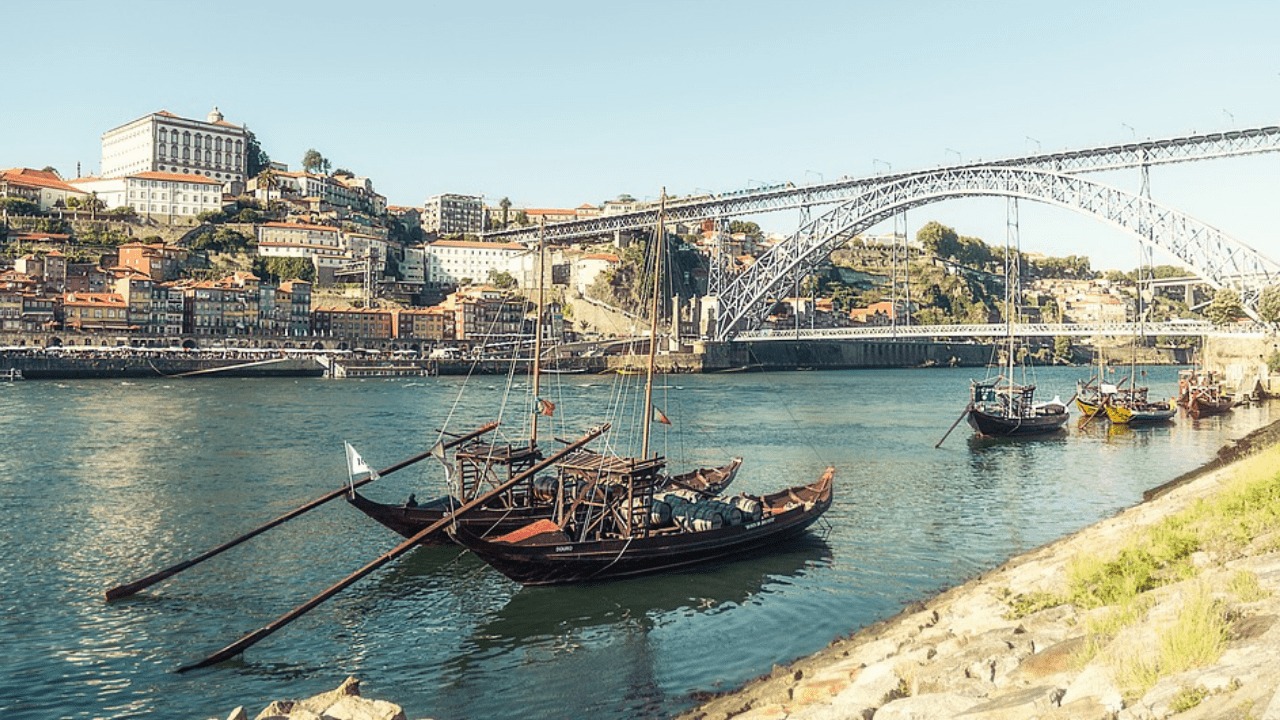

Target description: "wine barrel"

left=730, top=495, right=763, bottom=522
left=671, top=501, right=725, bottom=532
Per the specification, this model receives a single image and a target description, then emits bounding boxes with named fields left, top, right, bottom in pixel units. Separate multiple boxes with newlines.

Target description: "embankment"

left=682, top=411, right=1280, bottom=720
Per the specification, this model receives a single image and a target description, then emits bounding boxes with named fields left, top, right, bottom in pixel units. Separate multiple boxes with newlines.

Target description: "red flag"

left=652, top=406, right=671, bottom=425
left=538, top=398, right=555, bottom=417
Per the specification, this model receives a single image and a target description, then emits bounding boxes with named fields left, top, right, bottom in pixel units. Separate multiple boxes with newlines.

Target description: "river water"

left=0, top=366, right=1270, bottom=719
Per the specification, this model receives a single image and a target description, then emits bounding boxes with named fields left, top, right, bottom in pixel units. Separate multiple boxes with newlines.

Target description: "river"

left=0, top=366, right=1269, bottom=719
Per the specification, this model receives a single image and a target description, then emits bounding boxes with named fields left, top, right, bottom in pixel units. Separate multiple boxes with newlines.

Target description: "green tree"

left=917, top=221, right=960, bottom=260
left=0, top=197, right=39, bottom=215
left=1205, top=287, right=1246, bottom=324
left=245, top=130, right=270, bottom=177
left=302, top=149, right=327, bottom=175
left=106, top=205, right=136, bottom=219
left=499, top=197, right=512, bottom=228
left=257, top=256, right=315, bottom=283
left=728, top=220, right=763, bottom=240
left=1257, top=285, right=1280, bottom=325
left=488, top=269, right=517, bottom=289
left=1053, top=336, right=1072, bottom=364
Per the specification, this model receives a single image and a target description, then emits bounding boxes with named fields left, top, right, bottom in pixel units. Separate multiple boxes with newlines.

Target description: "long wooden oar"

left=176, top=423, right=609, bottom=673
left=104, top=422, right=500, bottom=601
left=935, top=404, right=972, bottom=448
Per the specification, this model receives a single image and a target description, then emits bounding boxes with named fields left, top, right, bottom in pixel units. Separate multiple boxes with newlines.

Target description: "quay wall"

left=1, top=354, right=324, bottom=380
left=697, top=339, right=993, bottom=371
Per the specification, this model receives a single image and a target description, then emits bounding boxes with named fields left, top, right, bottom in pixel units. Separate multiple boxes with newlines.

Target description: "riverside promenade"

left=681, top=415, right=1280, bottom=720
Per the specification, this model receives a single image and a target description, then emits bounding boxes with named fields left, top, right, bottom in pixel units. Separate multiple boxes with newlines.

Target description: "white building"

left=70, top=172, right=225, bottom=219
left=423, top=193, right=484, bottom=234
left=421, top=239, right=532, bottom=289
left=100, top=107, right=249, bottom=186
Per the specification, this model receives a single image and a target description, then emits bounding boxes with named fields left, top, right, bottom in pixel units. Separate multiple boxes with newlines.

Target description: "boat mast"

left=641, top=190, right=666, bottom=460
left=1004, top=198, right=1018, bottom=390
left=530, top=219, right=546, bottom=448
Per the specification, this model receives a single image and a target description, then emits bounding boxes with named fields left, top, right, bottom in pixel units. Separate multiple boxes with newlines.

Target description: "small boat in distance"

left=1178, top=369, right=1234, bottom=417
left=967, top=377, right=1070, bottom=437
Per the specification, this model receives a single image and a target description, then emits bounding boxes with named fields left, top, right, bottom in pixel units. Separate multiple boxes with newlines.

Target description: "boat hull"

left=966, top=408, right=1068, bottom=437
left=451, top=473, right=832, bottom=586
left=1106, top=402, right=1176, bottom=425
left=1188, top=397, right=1234, bottom=418
left=1075, top=397, right=1103, bottom=418
left=347, top=458, right=743, bottom=544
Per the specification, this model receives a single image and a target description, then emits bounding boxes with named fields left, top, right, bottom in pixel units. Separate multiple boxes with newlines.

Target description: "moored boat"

left=967, top=377, right=1069, bottom=437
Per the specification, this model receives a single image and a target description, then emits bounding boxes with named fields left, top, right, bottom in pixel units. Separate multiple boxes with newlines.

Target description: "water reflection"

left=471, top=536, right=834, bottom=651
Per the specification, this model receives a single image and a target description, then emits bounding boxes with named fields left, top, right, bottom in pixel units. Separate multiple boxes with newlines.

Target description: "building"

left=0, top=168, right=87, bottom=211
left=70, top=172, right=224, bottom=219
left=116, top=242, right=187, bottom=282
left=311, top=306, right=395, bottom=340
left=573, top=252, right=619, bottom=295
left=421, top=239, right=531, bottom=289
left=276, top=280, right=312, bottom=337
left=100, top=108, right=248, bottom=185
left=423, top=193, right=484, bottom=234
left=256, top=222, right=347, bottom=284
left=62, top=292, right=131, bottom=332
left=395, top=306, right=454, bottom=342
left=440, top=286, right=525, bottom=343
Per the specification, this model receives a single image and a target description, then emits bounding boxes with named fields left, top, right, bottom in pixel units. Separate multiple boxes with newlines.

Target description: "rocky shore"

left=681, top=417, right=1280, bottom=720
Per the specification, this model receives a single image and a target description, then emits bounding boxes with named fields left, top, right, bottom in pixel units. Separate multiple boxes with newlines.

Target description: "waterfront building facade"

left=395, top=306, right=454, bottom=342
left=421, top=239, right=531, bottom=289
left=423, top=193, right=484, bottom=234
left=311, top=307, right=395, bottom=340
left=100, top=108, right=248, bottom=185
left=117, top=242, right=187, bottom=282
left=62, top=293, right=130, bottom=332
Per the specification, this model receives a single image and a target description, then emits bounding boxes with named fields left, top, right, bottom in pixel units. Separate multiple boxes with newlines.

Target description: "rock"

left=791, top=659, right=901, bottom=718
left=318, top=695, right=406, bottom=720
left=1037, top=697, right=1113, bottom=720
left=955, top=685, right=1064, bottom=719
left=1060, top=663, right=1123, bottom=713
left=292, top=677, right=363, bottom=716
left=1010, top=636, right=1088, bottom=684
left=226, top=708, right=247, bottom=720
left=728, top=704, right=789, bottom=720
left=286, top=710, right=323, bottom=720
left=873, top=692, right=975, bottom=719
left=254, top=701, right=294, bottom=720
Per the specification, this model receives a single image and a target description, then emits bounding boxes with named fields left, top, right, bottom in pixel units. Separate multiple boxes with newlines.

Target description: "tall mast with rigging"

left=530, top=219, right=546, bottom=448
left=641, top=190, right=666, bottom=460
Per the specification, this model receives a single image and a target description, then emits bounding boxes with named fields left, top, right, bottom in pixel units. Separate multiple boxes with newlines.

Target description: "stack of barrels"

left=652, top=492, right=764, bottom=532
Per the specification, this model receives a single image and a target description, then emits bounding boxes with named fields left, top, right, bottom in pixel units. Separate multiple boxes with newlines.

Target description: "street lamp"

left=1223, top=108, right=1235, bottom=125
left=872, top=159, right=891, bottom=175
left=804, top=169, right=824, bottom=184
left=1025, top=136, right=1041, bottom=153
left=1122, top=123, right=1136, bottom=141
left=945, top=148, right=961, bottom=164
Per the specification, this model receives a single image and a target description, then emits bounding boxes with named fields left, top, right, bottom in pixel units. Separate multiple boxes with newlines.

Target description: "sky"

left=5, top=0, right=1280, bottom=271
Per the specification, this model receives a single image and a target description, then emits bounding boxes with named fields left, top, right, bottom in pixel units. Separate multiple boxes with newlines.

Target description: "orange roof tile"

left=129, top=171, right=224, bottom=185
left=260, top=221, right=339, bottom=233
left=0, top=167, right=83, bottom=193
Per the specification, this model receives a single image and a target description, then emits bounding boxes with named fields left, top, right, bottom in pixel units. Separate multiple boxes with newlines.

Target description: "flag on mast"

left=538, top=398, right=556, bottom=417
left=344, top=441, right=378, bottom=494
left=652, top=406, right=671, bottom=425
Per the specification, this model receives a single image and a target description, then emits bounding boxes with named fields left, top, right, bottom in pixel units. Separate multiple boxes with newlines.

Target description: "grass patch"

left=1003, top=590, right=1064, bottom=619
left=1228, top=570, right=1269, bottom=602
left=1159, top=583, right=1229, bottom=674
left=1169, top=685, right=1209, bottom=713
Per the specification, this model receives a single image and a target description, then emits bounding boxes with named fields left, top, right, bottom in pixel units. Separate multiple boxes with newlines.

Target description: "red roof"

left=0, top=168, right=83, bottom=193
left=261, top=221, right=339, bottom=234
left=129, top=171, right=223, bottom=186
left=429, top=239, right=525, bottom=251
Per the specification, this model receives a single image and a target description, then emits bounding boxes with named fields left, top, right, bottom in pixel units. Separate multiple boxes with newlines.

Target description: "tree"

left=302, top=149, right=327, bottom=175
left=40, top=166, right=60, bottom=176
left=245, top=130, right=270, bottom=177
left=1205, top=287, right=1246, bottom=324
left=256, top=256, right=315, bottom=283
left=1053, top=336, right=1072, bottom=364
left=488, top=269, right=517, bottom=289
left=332, top=168, right=353, bottom=178
left=917, top=221, right=960, bottom=260
left=1258, top=285, right=1280, bottom=325
left=499, top=197, right=512, bottom=228
left=0, top=197, right=38, bottom=216
left=728, top=220, right=763, bottom=240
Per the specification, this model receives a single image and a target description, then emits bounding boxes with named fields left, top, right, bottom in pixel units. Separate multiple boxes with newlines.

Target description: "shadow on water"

left=470, top=535, right=835, bottom=651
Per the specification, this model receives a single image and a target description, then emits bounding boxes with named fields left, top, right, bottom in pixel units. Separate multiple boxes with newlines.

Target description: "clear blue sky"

left=6, top=0, right=1280, bottom=270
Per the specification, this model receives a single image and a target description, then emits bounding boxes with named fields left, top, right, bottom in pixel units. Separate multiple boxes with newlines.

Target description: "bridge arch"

left=714, top=166, right=1280, bottom=339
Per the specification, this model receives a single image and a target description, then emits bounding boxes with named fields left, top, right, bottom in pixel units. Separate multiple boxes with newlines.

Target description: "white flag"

left=344, top=442, right=378, bottom=489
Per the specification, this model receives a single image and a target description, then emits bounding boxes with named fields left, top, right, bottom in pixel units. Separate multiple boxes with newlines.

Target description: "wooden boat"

left=1104, top=387, right=1176, bottom=425
left=967, top=377, right=1069, bottom=437
left=1178, top=369, right=1234, bottom=417
left=346, top=453, right=742, bottom=543
left=450, top=190, right=835, bottom=585
left=451, top=461, right=833, bottom=586
left=1074, top=378, right=1106, bottom=418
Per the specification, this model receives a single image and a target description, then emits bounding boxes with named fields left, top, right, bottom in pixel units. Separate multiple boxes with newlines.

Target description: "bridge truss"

left=712, top=166, right=1280, bottom=339
left=482, top=126, right=1280, bottom=244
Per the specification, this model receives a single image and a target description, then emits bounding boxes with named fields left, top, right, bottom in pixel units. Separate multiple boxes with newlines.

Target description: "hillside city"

left=0, top=106, right=1260, bottom=354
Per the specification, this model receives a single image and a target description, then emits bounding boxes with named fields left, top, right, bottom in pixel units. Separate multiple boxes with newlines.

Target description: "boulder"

left=293, top=677, right=363, bottom=716
left=873, top=692, right=975, bottom=719
left=1060, top=663, right=1123, bottom=713
left=226, top=708, right=247, bottom=720
left=954, top=685, right=1064, bottom=719
left=254, top=701, right=294, bottom=720
left=318, top=695, right=406, bottom=720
